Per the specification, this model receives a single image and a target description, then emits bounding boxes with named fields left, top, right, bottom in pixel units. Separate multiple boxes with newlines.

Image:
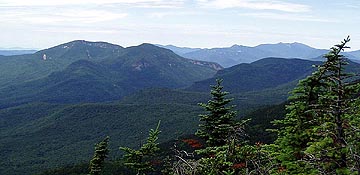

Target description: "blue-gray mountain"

left=154, top=44, right=201, bottom=55
left=0, top=50, right=37, bottom=56
left=159, top=42, right=360, bottom=67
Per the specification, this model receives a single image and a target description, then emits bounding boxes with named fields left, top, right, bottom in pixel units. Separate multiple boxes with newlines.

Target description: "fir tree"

left=304, top=36, right=360, bottom=174
left=193, top=79, right=274, bottom=175
left=196, top=79, right=238, bottom=147
left=161, top=79, right=276, bottom=175
left=89, top=136, right=110, bottom=175
left=120, top=121, right=161, bottom=175
left=274, top=36, right=360, bottom=174
left=273, top=63, right=328, bottom=173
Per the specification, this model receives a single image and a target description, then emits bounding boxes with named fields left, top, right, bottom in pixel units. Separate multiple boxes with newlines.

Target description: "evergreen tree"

left=304, top=36, right=360, bottom=174
left=194, top=79, right=276, bottom=175
left=196, top=79, right=238, bottom=147
left=272, top=63, right=327, bottom=174
left=120, top=121, right=161, bottom=175
left=89, top=136, right=110, bottom=175
left=274, top=36, right=360, bottom=174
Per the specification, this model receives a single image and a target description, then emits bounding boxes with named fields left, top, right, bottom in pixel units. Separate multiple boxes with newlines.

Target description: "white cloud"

left=36, top=28, right=121, bottom=34
left=0, top=0, right=185, bottom=8
left=149, top=12, right=170, bottom=18
left=331, top=2, right=360, bottom=9
left=197, top=0, right=310, bottom=13
left=54, top=10, right=128, bottom=23
left=148, top=11, right=201, bottom=19
left=0, top=9, right=128, bottom=24
left=238, top=12, right=334, bottom=22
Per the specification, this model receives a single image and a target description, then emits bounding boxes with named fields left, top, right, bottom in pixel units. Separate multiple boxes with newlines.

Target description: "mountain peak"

left=272, top=42, right=312, bottom=48
left=126, top=43, right=175, bottom=55
left=138, top=43, right=158, bottom=48
left=60, top=40, right=123, bottom=49
left=230, top=44, right=241, bottom=48
left=156, top=44, right=202, bottom=55
left=37, top=40, right=124, bottom=55
left=33, top=40, right=125, bottom=63
left=230, top=44, right=250, bottom=49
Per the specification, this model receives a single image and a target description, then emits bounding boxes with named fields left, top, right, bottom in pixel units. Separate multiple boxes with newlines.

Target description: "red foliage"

left=232, top=162, right=246, bottom=169
left=255, top=142, right=263, bottom=147
left=278, top=166, right=286, bottom=173
left=150, top=159, right=162, bottom=166
left=182, top=139, right=203, bottom=148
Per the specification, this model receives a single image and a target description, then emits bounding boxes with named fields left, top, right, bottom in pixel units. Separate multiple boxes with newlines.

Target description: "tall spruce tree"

left=272, top=59, right=329, bottom=174
left=196, top=79, right=238, bottom=147
left=120, top=121, right=161, bottom=175
left=304, top=36, right=360, bottom=174
left=89, top=136, right=110, bottom=175
left=274, top=36, right=360, bottom=174
left=194, top=79, right=274, bottom=175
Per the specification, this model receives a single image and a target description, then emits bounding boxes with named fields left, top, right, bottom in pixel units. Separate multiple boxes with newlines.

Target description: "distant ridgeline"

left=0, top=49, right=37, bottom=56
left=159, top=42, right=360, bottom=67
left=1, top=40, right=360, bottom=174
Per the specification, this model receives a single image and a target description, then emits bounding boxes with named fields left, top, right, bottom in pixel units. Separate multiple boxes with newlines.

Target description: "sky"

left=0, top=0, right=360, bottom=50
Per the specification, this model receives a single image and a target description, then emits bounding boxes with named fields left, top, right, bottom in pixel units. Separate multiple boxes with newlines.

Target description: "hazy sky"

left=0, top=0, right=359, bottom=50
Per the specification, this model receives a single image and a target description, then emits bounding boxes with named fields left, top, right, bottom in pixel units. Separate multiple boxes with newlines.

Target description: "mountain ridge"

left=187, top=57, right=320, bottom=93
left=0, top=50, right=37, bottom=56
left=0, top=41, right=220, bottom=108
left=158, top=42, right=360, bottom=67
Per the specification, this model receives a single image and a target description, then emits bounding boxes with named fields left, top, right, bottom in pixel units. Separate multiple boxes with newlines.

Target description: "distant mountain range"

left=0, top=49, right=37, bottom=56
left=349, top=50, right=360, bottom=58
left=158, top=43, right=360, bottom=67
left=154, top=44, right=201, bottom=55
left=3, top=42, right=359, bottom=67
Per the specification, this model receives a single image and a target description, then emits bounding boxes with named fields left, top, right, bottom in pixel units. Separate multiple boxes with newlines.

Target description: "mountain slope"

left=156, top=44, right=201, bottom=55
left=348, top=50, right=360, bottom=59
left=164, top=43, right=331, bottom=67
left=0, top=43, right=220, bottom=107
left=2, top=56, right=360, bottom=175
left=254, top=42, right=328, bottom=58
left=0, top=60, right=126, bottom=106
left=0, top=40, right=124, bottom=88
left=187, top=57, right=360, bottom=107
left=105, top=43, right=221, bottom=88
left=37, top=40, right=124, bottom=62
left=0, top=50, right=37, bottom=56
left=182, top=45, right=273, bottom=68
left=0, top=102, right=203, bottom=175
left=187, top=57, right=320, bottom=93
left=0, top=88, right=288, bottom=175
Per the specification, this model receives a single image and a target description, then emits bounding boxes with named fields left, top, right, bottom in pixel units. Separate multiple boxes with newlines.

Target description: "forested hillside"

left=0, top=41, right=220, bottom=108
left=0, top=39, right=359, bottom=175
